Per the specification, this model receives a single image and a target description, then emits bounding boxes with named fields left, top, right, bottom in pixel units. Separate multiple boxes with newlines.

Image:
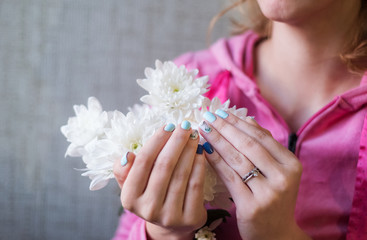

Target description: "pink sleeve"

left=112, top=211, right=148, bottom=240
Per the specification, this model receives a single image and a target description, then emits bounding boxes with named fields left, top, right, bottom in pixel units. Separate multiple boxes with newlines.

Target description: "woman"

left=113, top=0, right=367, bottom=239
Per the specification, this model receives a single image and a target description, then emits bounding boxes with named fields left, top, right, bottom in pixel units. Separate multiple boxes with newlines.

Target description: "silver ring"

left=242, top=167, right=260, bottom=183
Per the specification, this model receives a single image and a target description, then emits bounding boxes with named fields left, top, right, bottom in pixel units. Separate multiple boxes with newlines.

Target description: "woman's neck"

left=255, top=0, right=362, bottom=132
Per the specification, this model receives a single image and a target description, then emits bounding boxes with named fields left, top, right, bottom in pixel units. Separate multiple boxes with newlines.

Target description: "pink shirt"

left=113, top=31, right=367, bottom=240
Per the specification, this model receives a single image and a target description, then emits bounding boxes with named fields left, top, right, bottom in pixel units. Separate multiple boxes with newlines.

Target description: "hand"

left=113, top=122, right=207, bottom=240
left=199, top=111, right=311, bottom=240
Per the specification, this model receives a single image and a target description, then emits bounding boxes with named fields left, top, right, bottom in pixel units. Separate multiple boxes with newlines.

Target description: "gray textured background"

left=0, top=0, right=229, bottom=239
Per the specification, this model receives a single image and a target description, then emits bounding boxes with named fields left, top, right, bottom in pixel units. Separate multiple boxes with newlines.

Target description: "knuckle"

left=135, top=156, right=152, bottom=171
left=141, top=200, right=159, bottom=222
left=226, top=151, right=246, bottom=165
left=253, top=129, right=269, bottom=141
left=243, top=136, right=258, bottom=148
left=185, top=208, right=207, bottom=228
left=292, top=161, right=303, bottom=176
left=230, top=116, right=240, bottom=125
left=274, top=173, right=290, bottom=192
left=214, top=118, right=226, bottom=132
left=144, top=209, right=157, bottom=223
left=207, top=154, right=222, bottom=165
left=136, top=151, right=151, bottom=164
left=174, top=169, right=191, bottom=182
left=161, top=215, right=177, bottom=228
left=209, top=131, right=222, bottom=145
left=189, top=179, right=204, bottom=192
left=155, top=156, right=175, bottom=171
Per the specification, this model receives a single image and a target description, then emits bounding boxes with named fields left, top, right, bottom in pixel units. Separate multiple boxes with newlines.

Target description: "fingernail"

left=199, top=121, right=212, bottom=133
left=196, top=144, right=204, bottom=154
left=164, top=123, right=175, bottom=132
left=215, top=109, right=229, bottom=119
left=203, top=142, right=214, bottom=154
left=181, top=120, right=191, bottom=130
left=203, top=111, right=217, bottom=123
left=246, top=116, right=257, bottom=123
left=190, top=130, right=199, bottom=140
left=121, top=152, right=129, bottom=166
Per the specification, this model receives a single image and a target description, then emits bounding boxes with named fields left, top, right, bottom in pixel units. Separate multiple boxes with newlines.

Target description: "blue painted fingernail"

left=203, top=111, right=217, bottom=123
left=199, top=121, right=212, bottom=133
left=215, top=109, right=229, bottom=119
left=164, top=123, right=175, bottom=132
left=203, top=142, right=214, bottom=154
left=181, top=120, right=191, bottom=130
left=121, top=152, right=129, bottom=166
left=196, top=144, right=204, bottom=154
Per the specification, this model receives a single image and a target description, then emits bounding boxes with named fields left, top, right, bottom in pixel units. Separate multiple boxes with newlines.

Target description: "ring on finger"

left=242, top=167, right=261, bottom=183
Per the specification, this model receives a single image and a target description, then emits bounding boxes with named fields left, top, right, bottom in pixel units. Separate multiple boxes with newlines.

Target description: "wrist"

left=146, top=222, right=195, bottom=240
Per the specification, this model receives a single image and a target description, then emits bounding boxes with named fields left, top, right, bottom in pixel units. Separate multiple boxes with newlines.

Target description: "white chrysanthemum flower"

left=80, top=155, right=115, bottom=191
left=203, top=163, right=217, bottom=202
left=87, top=105, right=162, bottom=162
left=203, top=164, right=232, bottom=209
left=195, top=226, right=216, bottom=240
left=191, top=97, right=248, bottom=130
left=137, top=60, right=209, bottom=118
left=104, top=105, right=163, bottom=155
left=61, top=97, right=109, bottom=157
left=61, top=61, right=249, bottom=209
left=78, top=105, right=163, bottom=191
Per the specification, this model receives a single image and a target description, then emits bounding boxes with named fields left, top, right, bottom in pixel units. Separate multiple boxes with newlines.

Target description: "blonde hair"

left=209, top=0, right=367, bottom=74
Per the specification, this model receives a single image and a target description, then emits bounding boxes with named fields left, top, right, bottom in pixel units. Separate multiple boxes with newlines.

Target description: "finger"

left=198, top=120, right=255, bottom=179
left=182, top=153, right=207, bottom=227
left=164, top=130, right=200, bottom=212
left=200, top=142, right=254, bottom=202
left=203, top=139, right=268, bottom=195
left=201, top=112, right=279, bottom=178
left=123, top=124, right=175, bottom=198
left=143, top=121, right=192, bottom=205
left=216, top=111, right=294, bottom=165
left=113, top=152, right=136, bottom=188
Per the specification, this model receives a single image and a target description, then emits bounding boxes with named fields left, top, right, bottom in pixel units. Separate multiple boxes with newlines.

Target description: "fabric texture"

left=113, top=31, right=367, bottom=240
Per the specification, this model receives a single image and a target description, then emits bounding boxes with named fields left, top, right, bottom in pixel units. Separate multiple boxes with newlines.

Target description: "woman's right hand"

left=113, top=122, right=207, bottom=240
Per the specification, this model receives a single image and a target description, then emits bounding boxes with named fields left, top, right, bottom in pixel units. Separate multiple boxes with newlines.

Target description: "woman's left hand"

left=198, top=111, right=311, bottom=240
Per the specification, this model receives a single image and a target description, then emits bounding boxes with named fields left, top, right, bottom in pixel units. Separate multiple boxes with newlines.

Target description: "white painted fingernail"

left=190, top=130, right=199, bottom=140
left=199, top=121, right=212, bottom=133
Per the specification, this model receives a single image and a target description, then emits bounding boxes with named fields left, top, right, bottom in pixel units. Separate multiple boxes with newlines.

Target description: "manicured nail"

left=121, top=152, right=129, bottom=166
left=196, top=144, right=204, bottom=154
left=164, top=123, right=175, bottom=132
left=215, top=109, right=229, bottom=119
left=203, top=142, right=214, bottom=154
left=181, top=120, right=191, bottom=130
left=190, top=130, right=199, bottom=140
left=199, top=121, right=212, bottom=133
left=203, top=111, right=217, bottom=123
left=247, top=116, right=255, bottom=120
